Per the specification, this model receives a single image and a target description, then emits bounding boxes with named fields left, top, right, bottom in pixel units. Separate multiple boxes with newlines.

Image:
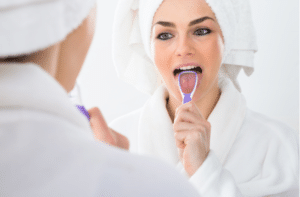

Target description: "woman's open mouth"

left=173, top=64, right=203, bottom=92
left=173, top=65, right=203, bottom=76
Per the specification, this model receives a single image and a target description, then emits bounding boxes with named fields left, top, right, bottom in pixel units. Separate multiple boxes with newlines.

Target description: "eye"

left=157, top=33, right=173, bottom=40
left=194, top=28, right=211, bottom=36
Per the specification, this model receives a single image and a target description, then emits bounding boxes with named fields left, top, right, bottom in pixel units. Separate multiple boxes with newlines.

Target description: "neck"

left=167, top=81, right=221, bottom=122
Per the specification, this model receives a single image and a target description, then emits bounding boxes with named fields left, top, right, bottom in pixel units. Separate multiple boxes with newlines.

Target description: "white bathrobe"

left=0, top=63, right=201, bottom=197
left=110, top=77, right=299, bottom=197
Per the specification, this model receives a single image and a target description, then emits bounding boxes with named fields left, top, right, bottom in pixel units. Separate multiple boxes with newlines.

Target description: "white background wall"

left=78, top=0, right=299, bottom=131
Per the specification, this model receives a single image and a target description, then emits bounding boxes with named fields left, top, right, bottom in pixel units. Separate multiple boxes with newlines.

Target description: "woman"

left=0, top=0, right=201, bottom=196
left=107, top=0, right=299, bottom=196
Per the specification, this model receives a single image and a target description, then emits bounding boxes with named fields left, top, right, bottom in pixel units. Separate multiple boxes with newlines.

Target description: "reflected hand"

left=173, top=101, right=211, bottom=176
left=88, top=107, right=129, bottom=150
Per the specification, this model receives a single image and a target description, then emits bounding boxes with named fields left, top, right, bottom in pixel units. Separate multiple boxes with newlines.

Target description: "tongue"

left=179, top=72, right=197, bottom=94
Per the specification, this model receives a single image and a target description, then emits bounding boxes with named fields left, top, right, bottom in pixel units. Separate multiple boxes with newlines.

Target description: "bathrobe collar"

left=0, top=63, right=91, bottom=131
left=137, top=77, right=247, bottom=165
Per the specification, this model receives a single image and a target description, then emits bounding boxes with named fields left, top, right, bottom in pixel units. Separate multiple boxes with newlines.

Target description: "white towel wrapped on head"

left=0, top=0, right=96, bottom=57
left=112, top=0, right=258, bottom=94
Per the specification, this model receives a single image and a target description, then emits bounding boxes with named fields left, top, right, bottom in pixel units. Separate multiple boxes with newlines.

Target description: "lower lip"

left=175, top=72, right=203, bottom=89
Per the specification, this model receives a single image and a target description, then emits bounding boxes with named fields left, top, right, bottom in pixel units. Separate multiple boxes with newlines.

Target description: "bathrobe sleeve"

left=189, top=151, right=244, bottom=196
left=188, top=113, right=299, bottom=197
left=189, top=151, right=299, bottom=197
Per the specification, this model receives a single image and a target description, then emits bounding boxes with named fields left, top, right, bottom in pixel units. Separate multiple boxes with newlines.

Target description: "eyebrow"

left=154, top=21, right=175, bottom=28
left=189, top=16, right=215, bottom=26
left=153, top=16, right=215, bottom=28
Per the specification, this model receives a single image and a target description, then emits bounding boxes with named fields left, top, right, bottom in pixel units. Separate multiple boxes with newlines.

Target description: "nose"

left=175, top=36, right=195, bottom=57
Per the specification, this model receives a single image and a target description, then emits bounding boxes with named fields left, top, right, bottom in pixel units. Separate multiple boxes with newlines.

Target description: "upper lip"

left=173, top=63, right=203, bottom=76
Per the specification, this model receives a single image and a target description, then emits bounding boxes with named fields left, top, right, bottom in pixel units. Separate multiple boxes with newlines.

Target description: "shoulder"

left=242, top=109, right=298, bottom=141
left=0, top=109, right=199, bottom=196
left=224, top=109, right=299, bottom=193
left=239, top=109, right=298, bottom=162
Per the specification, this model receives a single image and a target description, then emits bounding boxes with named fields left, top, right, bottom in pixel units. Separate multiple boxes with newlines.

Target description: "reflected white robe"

left=0, top=63, right=200, bottom=197
left=110, top=77, right=299, bottom=197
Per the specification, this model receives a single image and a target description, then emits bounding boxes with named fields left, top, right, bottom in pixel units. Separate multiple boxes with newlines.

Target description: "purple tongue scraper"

left=69, top=83, right=90, bottom=121
left=178, top=71, right=198, bottom=104
left=76, top=105, right=90, bottom=121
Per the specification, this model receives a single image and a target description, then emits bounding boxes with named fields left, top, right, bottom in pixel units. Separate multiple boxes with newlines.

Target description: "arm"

left=189, top=151, right=299, bottom=197
left=174, top=102, right=298, bottom=197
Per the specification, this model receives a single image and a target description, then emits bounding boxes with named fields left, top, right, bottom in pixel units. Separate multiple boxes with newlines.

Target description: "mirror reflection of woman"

left=93, top=0, right=298, bottom=196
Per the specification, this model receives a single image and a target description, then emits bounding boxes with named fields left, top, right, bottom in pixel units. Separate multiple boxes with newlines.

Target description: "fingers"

left=174, top=102, right=211, bottom=132
left=173, top=120, right=211, bottom=142
left=88, top=107, right=115, bottom=144
left=88, top=107, right=130, bottom=150
left=175, top=101, right=204, bottom=120
left=173, top=102, right=211, bottom=176
left=174, top=130, right=204, bottom=145
left=173, top=122, right=209, bottom=143
left=174, top=110, right=201, bottom=124
left=173, top=121, right=204, bottom=132
left=88, top=107, right=108, bottom=131
left=111, top=129, right=130, bottom=150
left=173, top=102, right=211, bottom=150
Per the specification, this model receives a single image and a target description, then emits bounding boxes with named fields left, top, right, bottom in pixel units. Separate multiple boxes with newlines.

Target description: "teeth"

left=179, top=66, right=196, bottom=70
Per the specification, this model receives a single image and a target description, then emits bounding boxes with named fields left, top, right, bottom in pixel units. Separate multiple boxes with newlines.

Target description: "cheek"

left=207, top=37, right=223, bottom=63
left=152, top=41, right=182, bottom=99
left=200, top=36, right=224, bottom=75
left=152, top=41, right=172, bottom=80
left=214, top=36, right=224, bottom=62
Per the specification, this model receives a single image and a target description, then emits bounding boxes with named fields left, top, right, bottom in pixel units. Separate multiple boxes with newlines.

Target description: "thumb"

left=88, top=107, right=114, bottom=144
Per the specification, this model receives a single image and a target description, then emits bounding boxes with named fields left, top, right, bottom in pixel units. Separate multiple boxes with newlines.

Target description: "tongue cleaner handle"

left=69, top=83, right=90, bottom=121
left=183, top=93, right=192, bottom=104
left=178, top=71, right=198, bottom=104
left=76, top=105, right=90, bottom=121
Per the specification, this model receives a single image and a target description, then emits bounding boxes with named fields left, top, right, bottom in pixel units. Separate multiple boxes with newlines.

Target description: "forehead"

left=153, top=0, right=216, bottom=24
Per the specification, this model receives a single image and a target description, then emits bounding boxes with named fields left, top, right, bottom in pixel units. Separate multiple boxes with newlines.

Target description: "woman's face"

left=151, top=0, right=224, bottom=104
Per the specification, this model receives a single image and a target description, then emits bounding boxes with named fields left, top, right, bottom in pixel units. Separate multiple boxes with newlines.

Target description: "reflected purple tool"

left=69, top=83, right=90, bottom=121
left=76, top=105, right=90, bottom=121
left=178, top=71, right=198, bottom=104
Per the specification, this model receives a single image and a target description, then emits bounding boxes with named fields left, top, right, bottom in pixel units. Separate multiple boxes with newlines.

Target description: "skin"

left=89, top=107, right=129, bottom=150
left=0, top=5, right=128, bottom=149
left=55, top=7, right=97, bottom=92
left=1, top=0, right=223, bottom=170
left=0, top=6, right=97, bottom=92
left=150, top=0, right=225, bottom=176
left=89, top=0, right=224, bottom=170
